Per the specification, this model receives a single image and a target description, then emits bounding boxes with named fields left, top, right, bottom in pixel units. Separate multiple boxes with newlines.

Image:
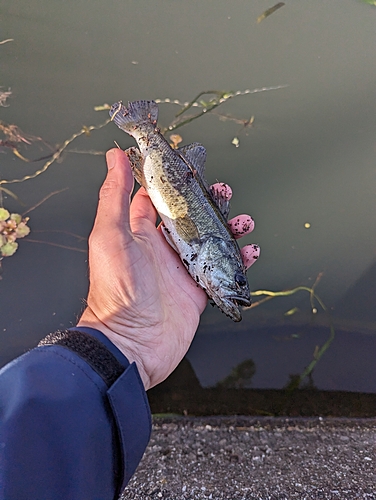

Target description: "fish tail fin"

left=109, top=100, right=158, bottom=131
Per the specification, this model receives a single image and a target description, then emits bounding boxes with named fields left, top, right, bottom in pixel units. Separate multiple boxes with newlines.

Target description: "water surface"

left=1, top=1, right=375, bottom=393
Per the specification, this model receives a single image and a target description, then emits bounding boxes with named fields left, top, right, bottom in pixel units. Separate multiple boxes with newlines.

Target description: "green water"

left=1, top=0, right=375, bottom=392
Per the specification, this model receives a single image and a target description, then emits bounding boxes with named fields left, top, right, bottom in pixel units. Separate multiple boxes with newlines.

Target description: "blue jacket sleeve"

left=0, top=327, right=152, bottom=500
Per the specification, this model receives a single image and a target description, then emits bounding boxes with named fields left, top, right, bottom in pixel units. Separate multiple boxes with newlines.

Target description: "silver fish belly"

left=109, top=100, right=251, bottom=321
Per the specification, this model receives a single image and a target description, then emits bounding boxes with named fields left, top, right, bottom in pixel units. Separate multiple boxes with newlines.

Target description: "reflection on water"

left=0, top=1, right=375, bottom=394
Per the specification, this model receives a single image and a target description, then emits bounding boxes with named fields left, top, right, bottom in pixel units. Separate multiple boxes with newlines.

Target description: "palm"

left=82, top=184, right=207, bottom=389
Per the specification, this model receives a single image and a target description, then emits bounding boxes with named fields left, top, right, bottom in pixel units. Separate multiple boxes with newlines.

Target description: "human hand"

left=78, top=149, right=259, bottom=390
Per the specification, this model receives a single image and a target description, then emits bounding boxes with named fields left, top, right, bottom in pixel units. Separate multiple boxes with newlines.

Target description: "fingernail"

left=106, top=150, right=116, bottom=170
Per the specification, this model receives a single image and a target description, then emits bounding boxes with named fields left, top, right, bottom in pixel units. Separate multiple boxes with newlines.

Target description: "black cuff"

left=38, top=330, right=126, bottom=387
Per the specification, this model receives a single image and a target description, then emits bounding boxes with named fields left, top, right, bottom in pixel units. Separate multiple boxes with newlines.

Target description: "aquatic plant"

left=247, top=273, right=336, bottom=388
left=0, top=209, right=30, bottom=258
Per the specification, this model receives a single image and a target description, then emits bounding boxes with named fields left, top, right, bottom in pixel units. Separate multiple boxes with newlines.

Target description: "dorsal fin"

left=178, top=143, right=207, bottom=178
left=209, top=183, right=231, bottom=220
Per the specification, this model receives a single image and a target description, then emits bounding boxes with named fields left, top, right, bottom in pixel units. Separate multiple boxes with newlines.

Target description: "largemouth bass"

left=109, top=100, right=251, bottom=321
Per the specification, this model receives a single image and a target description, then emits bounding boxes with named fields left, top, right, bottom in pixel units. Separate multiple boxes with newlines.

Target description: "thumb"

left=91, top=148, right=135, bottom=244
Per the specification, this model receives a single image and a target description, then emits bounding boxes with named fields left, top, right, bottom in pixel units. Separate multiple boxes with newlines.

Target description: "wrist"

left=77, top=307, right=150, bottom=390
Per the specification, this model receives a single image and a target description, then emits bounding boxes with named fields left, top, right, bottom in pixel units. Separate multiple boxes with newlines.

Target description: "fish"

left=109, top=100, right=251, bottom=321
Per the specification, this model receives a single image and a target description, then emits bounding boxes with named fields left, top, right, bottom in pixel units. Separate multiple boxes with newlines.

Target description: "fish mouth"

left=225, top=294, right=252, bottom=308
left=217, top=294, right=252, bottom=322
left=227, top=297, right=252, bottom=307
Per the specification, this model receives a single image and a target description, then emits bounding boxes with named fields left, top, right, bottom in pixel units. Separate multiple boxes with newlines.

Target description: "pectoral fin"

left=174, top=215, right=199, bottom=242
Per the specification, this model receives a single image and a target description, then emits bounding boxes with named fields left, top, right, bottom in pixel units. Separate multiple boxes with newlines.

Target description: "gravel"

left=121, top=417, right=375, bottom=500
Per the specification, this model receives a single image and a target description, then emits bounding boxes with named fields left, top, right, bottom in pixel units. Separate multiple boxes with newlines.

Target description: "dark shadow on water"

left=148, top=358, right=376, bottom=418
left=335, top=259, right=376, bottom=323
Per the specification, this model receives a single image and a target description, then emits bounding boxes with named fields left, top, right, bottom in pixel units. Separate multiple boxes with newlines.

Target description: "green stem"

left=175, top=90, right=227, bottom=117
left=299, top=323, right=336, bottom=383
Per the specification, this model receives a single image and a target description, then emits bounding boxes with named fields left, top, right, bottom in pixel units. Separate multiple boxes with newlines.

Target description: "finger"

left=210, top=182, right=232, bottom=201
left=241, top=244, right=260, bottom=270
left=91, top=148, right=134, bottom=244
left=228, top=214, right=255, bottom=239
left=130, top=186, right=158, bottom=230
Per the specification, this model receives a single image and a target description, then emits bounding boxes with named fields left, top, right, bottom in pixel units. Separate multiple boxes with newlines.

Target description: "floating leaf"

left=169, top=134, right=183, bottom=149
left=10, top=213, right=22, bottom=224
left=15, top=222, right=30, bottom=238
left=0, top=208, right=10, bottom=221
left=1, top=241, right=18, bottom=257
left=5, top=231, right=17, bottom=242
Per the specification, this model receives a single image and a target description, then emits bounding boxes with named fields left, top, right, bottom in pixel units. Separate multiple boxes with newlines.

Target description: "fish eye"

left=235, top=273, right=247, bottom=287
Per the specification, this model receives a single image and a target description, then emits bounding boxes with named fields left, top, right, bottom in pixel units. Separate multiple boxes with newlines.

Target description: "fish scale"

left=110, top=100, right=251, bottom=321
